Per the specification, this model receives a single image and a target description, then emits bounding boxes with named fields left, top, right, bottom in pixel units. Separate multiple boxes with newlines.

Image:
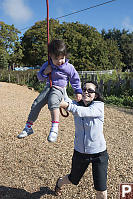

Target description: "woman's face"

left=82, top=83, right=97, bottom=103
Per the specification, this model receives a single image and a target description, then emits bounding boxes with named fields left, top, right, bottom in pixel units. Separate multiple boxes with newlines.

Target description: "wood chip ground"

left=0, top=82, right=133, bottom=199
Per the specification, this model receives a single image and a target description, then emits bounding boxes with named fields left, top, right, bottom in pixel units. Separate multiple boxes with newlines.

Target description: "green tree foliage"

left=0, top=48, right=8, bottom=69
left=120, top=33, right=133, bottom=67
left=10, top=42, right=24, bottom=66
left=0, top=21, right=23, bottom=68
left=21, top=19, right=60, bottom=66
left=101, top=28, right=133, bottom=68
left=1, top=21, right=132, bottom=71
left=21, top=20, right=122, bottom=71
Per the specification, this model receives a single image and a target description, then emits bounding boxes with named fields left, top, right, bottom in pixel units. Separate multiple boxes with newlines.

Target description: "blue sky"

left=0, top=0, right=133, bottom=36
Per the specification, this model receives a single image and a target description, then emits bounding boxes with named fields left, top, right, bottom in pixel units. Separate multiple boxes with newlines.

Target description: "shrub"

left=0, top=69, right=133, bottom=108
left=104, top=95, right=133, bottom=107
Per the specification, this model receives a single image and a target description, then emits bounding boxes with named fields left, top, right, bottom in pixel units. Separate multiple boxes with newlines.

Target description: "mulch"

left=0, top=82, right=133, bottom=199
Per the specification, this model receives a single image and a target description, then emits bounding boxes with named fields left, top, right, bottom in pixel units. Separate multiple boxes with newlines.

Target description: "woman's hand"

left=60, top=99, right=69, bottom=109
left=43, top=65, right=52, bottom=75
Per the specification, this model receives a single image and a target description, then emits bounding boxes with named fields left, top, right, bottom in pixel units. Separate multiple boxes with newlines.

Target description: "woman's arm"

left=60, top=100, right=69, bottom=109
left=67, top=101, right=104, bottom=118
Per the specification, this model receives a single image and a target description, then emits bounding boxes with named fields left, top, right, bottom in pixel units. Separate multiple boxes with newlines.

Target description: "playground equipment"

left=46, top=0, right=69, bottom=117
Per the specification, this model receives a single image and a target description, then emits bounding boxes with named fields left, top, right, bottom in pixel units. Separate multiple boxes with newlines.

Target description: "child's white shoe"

left=17, top=128, right=34, bottom=138
left=47, top=129, right=58, bottom=142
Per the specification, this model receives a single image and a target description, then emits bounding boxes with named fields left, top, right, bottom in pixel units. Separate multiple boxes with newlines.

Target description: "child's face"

left=50, top=55, right=65, bottom=66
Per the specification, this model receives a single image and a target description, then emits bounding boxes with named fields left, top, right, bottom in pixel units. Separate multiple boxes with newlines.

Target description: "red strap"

left=46, top=0, right=52, bottom=88
left=46, top=0, right=68, bottom=117
left=27, top=121, right=33, bottom=125
left=52, top=121, right=60, bottom=123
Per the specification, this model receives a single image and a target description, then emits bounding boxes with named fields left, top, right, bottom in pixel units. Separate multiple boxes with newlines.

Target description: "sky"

left=0, top=0, right=133, bottom=37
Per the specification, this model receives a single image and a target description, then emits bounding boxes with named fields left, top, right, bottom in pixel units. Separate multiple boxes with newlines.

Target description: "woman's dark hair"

left=83, top=81, right=104, bottom=102
left=48, top=39, right=68, bottom=58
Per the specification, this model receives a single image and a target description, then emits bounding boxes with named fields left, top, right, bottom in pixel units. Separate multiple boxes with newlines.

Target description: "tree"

left=0, top=21, right=22, bottom=68
left=21, top=20, right=122, bottom=70
left=101, top=28, right=133, bottom=68
left=10, top=41, right=24, bottom=66
left=55, top=22, right=121, bottom=70
left=0, top=48, right=8, bottom=69
left=120, top=33, right=133, bottom=67
left=21, top=19, right=60, bottom=66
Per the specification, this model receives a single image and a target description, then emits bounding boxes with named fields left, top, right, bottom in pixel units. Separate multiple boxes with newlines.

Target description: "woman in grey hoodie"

left=55, top=81, right=109, bottom=199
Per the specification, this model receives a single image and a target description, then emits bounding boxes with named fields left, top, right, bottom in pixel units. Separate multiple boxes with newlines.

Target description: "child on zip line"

left=17, top=39, right=82, bottom=142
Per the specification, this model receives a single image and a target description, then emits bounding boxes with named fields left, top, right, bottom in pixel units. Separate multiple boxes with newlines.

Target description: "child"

left=17, top=39, right=82, bottom=142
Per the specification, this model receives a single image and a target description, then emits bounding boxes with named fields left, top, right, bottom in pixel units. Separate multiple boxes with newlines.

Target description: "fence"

left=78, top=70, right=114, bottom=75
left=8, top=73, right=32, bottom=84
left=0, top=71, right=38, bottom=85
left=0, top=70, right=133, bottom=97
left=78, top=72, right=133, bottom=96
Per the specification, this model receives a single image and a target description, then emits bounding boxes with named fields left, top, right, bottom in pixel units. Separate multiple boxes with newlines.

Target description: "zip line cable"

left=55, top=0, right=116, bottom=20
left=19, top=0, right=117, bottom=31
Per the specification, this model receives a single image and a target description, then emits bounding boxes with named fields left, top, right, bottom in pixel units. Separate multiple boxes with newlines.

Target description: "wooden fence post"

left=28, top=73, right=30, bottom=84
left=85, top=73, right=87, bottom=81
left=91, top=74, right=94, bottom=81
left=95, top=74, right=97, bottom=82
left=23, top=74, right=25, bottom=84
left=130, top=79, right=133, bottom=89
left=99, top=79, right=104, bottom=94
left=17, top=74, right=19, bottom=84
left=107, top=80, right=113, bottom=96
left=8, top=74, right=10, bottom=83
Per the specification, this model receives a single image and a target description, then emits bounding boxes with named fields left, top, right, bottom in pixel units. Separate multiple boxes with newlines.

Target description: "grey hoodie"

left=67, top=100, right=106, bottom=154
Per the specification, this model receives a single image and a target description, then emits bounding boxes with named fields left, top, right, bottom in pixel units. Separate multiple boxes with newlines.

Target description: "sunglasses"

left=83, top=88, right=96, bottom=93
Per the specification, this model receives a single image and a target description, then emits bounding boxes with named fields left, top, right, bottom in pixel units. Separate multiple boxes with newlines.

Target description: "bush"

left=0, top=69, right=133, bottom=108
left=104, top=95, right=133, bottom=107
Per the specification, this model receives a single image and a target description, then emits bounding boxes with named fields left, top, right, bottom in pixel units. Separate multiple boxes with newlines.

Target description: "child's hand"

left=60, top=99, right=69, bottom=109
left=76, top=93, right=82, bottom=102
left=43, top=65, right=52, bottom=75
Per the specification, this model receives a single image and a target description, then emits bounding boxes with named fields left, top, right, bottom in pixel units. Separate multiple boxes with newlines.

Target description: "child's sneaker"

left=47, top=129, right=58, bottom=142
left=17, top=128, right=34, bottom=139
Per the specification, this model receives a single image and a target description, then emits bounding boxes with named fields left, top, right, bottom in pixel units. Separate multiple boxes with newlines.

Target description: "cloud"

left=2, top=0, right=33, bottom=23
left=122, top=16, right=133, bottom=32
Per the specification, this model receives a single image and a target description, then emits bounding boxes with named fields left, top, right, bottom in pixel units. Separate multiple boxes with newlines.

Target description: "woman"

left=55, top=81, right=109, bottom=199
